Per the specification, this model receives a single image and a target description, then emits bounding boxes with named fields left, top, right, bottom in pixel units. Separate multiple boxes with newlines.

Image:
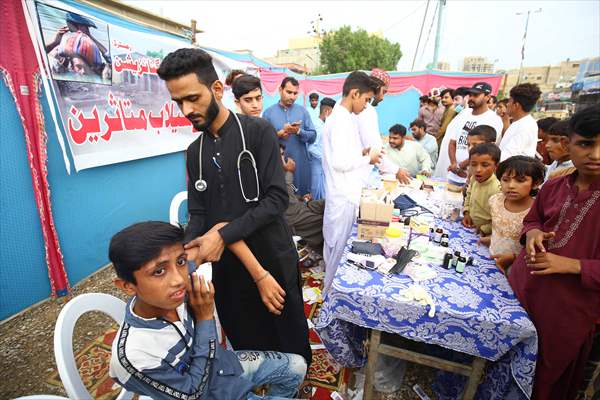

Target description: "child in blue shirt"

left=108, top=221, right=306, bottom=400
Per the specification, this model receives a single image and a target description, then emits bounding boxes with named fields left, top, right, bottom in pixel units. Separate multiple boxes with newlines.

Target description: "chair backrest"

left=54, top=293, right=134, bottom=400
left=169, top=191, right=188, bottom=226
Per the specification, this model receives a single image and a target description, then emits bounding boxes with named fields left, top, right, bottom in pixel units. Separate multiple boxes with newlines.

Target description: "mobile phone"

left=291, top=121, right=301, bottom=126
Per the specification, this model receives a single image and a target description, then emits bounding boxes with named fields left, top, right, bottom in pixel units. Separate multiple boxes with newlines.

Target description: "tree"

left=318, top=26, right=402, bottom=74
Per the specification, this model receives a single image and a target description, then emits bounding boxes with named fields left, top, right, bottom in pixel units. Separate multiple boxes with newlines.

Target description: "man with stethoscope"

left=157, top=48, right=311, bottom=366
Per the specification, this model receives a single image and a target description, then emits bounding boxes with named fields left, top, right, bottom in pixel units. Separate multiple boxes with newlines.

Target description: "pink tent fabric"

left=259, top=68, right=503, bottom=97
left=0, top=0, right=69, bottom=296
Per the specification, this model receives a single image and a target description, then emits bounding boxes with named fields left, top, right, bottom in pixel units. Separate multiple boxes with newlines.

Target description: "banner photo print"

left=26, top=0, right=242, bottom=172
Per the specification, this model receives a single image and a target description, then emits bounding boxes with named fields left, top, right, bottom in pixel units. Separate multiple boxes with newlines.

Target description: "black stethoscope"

left=194, top=112, right=260, bottom=203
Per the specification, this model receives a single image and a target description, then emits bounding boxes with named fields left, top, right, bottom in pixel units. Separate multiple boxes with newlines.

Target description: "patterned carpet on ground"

left=47, top=248, right=349, bottom=399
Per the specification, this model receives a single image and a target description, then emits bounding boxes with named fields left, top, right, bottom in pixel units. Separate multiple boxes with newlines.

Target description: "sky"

left=123, top=0, right=600, bottom=72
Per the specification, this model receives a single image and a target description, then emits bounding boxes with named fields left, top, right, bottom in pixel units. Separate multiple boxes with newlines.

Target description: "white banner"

left=26, top=0, right=251, bottom=171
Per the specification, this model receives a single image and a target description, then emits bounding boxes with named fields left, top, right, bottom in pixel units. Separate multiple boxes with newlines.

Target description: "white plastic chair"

left=54, top=293, right=148, bottom=400
left=168, top=191, right=225, bottom=346
left=169, top=190, right=188, bottom=227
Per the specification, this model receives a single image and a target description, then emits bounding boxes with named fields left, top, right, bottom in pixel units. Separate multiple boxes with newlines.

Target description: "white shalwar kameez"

left=322, top=104, right=371, bottom=294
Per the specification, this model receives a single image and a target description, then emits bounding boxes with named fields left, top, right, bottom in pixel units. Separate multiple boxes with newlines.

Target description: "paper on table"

left=400, top=178, right=424, bottom=190
left=402, top=262, right=438, bottom=282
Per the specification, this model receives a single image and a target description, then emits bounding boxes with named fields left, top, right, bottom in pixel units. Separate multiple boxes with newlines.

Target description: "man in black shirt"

left=157, top=48, right=311, bottom=365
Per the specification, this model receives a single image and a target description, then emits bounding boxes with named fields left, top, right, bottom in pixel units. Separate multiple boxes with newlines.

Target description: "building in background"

left=504, top=59, right=582, bottom=93
left=497, top=58, right=587, bottom=118
left=436, top=61, right=450, bottom=71
left=265, top=36, right=321, bottom=74
left=462, top=56, right=495, bottom=73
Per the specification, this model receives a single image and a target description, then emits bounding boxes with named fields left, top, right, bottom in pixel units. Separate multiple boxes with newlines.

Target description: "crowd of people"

left=105, top=47, right=599, bottom=400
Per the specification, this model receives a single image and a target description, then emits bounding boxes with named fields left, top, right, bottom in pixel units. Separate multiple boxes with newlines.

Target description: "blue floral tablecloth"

left=314, top=219, right=538, bottom=399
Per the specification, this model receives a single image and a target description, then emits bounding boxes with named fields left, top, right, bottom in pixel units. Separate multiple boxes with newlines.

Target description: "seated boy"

left=544, top=119, right=575, bottom=180
left=508, top=105, right=600, bottom=399
left=108, top=221, right=306, bottom=400
left=462, top=143, right=502, bottom=235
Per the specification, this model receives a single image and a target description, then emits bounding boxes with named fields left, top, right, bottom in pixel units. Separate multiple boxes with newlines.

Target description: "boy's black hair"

left=419, top=95, right=429, bottom=102
left=342, top=71, right=379, bottom=97
left=498, top=98, right=509, bottom=106
left=569, top=105, right=600, bottom=138
left=280, top=76, right=299, bottom=88
left=440, top=88, right=454, bottom=98
left=547, top=120, right=570, bottom=138
left=232, top=74, right=262, bottom=99
left=469, top=143, right=501, bottom=164
left=157, top=48, right=218, bottom=87
left=410, top=119, right=427, bottom=130
left=468, top=124, right=497, bottom=143
left=509, top=83, right=542, bottom=113
left=496, top=156, right=546, bottom=195
left=537, top=116, right=559, bottom=132
left=488, top=95, right=498, bottom=104
left=109, top=221, right=185, bottom=284
left=389, top=124, right=407, bottom=137
left=319, top=97, right=336, bottom=112
left=309, top=92, right=319, bottom=100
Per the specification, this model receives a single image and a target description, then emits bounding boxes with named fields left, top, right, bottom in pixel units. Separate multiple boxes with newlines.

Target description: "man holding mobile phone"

left=264, top=77, right=317, bottom=196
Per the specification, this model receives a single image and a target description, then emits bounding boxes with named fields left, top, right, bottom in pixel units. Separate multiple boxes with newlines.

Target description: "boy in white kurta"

left=322, top=71, right=381, bottom=294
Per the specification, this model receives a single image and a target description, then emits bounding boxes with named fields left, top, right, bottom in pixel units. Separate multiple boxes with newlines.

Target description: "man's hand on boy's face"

left=186, top=272, right=215, bottom=320
left=184, top=229, right=225, bottom=264
left=526, top=252, right=581, bottom=275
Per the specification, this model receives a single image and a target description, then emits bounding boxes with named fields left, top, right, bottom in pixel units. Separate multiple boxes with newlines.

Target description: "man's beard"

left=189, top=95, right=220, bottom=131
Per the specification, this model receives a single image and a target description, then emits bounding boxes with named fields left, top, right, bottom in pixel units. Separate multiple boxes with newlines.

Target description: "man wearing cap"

left=356, top=68, right=390, bottom=150
left=498, top=83, right=542, bottom=161
left=446, top=82, right=503, bottom=185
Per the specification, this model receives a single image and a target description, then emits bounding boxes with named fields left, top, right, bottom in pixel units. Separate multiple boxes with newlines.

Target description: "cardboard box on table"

left=357, top=189, right=394, bottom=240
